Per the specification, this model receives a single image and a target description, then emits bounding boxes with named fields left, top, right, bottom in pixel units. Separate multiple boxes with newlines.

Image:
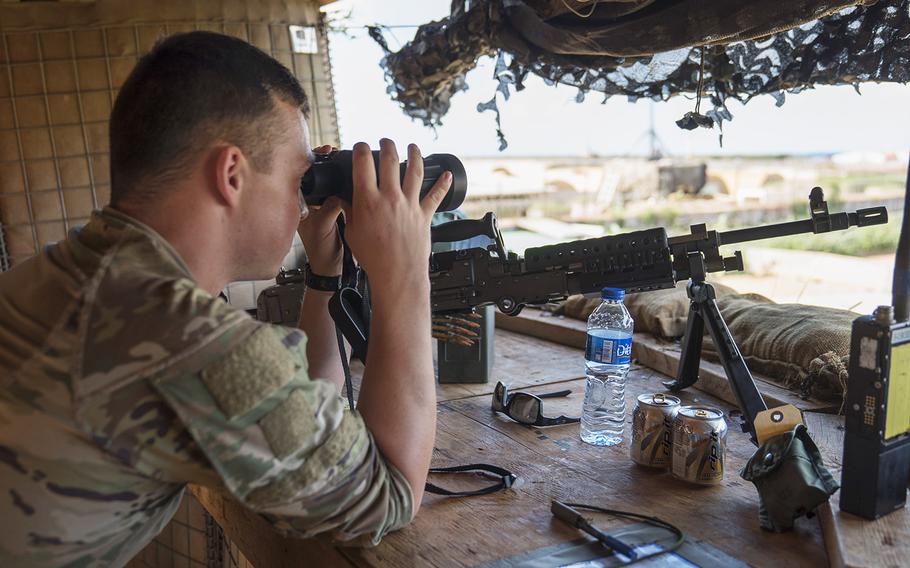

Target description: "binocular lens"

left=300, top=150, right=466, bottom=212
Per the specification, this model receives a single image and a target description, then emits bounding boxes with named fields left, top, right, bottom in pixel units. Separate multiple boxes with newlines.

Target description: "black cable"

left=562, top=502, right=686, bottom=565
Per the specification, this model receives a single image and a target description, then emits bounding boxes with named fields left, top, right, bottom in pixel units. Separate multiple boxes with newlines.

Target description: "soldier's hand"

left=341, top=139, right=451, bottom=288
left=297, top=145, right=343, bottom=276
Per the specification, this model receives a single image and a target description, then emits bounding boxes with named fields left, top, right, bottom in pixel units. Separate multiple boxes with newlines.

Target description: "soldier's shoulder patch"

left=200, top=325, right=297, bottom=420
left=259, top=388, right=316, bottom=459
left=245, top=410, right=367, bottom=508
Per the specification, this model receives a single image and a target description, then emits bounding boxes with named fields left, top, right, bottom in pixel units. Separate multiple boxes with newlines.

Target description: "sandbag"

left=555, top=294, right=602, bottom=321
left=703, top=296, right=854, bottom=402
left=555, top=285, right=854, bottom=403
left=555, top=281, right=737, bottom=339
left=623, top=281, right=739, bottom=339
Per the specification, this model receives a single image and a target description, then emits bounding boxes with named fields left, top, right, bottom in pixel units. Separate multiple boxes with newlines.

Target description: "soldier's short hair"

left=109, top=31, right=309, bottom=206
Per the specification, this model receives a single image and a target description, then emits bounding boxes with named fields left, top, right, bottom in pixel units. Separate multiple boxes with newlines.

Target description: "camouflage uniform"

left=0, top=208, right=413, bottom=567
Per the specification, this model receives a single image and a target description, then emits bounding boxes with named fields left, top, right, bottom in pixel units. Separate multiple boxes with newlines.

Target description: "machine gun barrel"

left=716, top=207, right=887, bottom=247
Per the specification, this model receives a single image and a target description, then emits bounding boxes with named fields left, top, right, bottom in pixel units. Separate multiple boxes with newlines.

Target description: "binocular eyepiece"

left=300, top=150, right=467, bottom=212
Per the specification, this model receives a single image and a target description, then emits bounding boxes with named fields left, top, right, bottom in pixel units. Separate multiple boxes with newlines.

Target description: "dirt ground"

left=713, top=247, right=894, bottom=315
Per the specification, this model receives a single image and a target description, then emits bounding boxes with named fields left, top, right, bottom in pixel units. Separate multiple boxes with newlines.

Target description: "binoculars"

left=300, top=150, right=467, bottom=212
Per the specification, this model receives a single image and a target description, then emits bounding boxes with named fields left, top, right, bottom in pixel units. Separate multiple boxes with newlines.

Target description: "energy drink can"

left=671, top=405, right=727, bottom=485
left=630, top=393, right=680, bottom=468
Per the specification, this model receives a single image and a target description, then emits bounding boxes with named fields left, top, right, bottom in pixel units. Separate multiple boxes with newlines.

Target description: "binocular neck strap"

left=425, top=464, right=518, bottom=497
left=334, top=326, right=356, bottom=411
left=329, top=217, right=515, bottom=498
left=332, top=216, right=360, bottom=411
left=337, top=216, right=358, bottom=289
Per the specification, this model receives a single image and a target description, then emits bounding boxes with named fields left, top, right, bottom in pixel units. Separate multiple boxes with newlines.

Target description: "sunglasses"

left=492, top=381, right=581, bottom=426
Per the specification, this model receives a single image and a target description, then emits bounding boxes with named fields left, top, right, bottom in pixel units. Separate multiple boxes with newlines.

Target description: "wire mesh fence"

left=0, top=17, right=339, bottom=270
left=123, top=493, right=258, bottom=568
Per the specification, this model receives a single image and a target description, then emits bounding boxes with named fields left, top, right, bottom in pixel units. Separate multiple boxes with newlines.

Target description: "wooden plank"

left=348, top=327, right=586, bottom=404
left=803, top=412, right=910, bottom=568
left=188, top=485, right=353, bottom=568
left=340, top=367, right=826, bottom=567
left=496, top=309, right=836, bottom=413
left=448, top=372, right=827, bottom=565
left=494, top=307, right=587, bottom=348
left=340, top=403, right=625, bottom=567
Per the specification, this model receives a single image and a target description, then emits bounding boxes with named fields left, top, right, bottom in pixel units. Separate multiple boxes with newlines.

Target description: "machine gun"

left=429, top=188, right=887, bottom=443
left=430, top=188, right=884, bottom=318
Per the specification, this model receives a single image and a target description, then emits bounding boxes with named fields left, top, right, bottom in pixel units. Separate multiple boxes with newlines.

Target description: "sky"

left=322, top=0, right=910, bottom=158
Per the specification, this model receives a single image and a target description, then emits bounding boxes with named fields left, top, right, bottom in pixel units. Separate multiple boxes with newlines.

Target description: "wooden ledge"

left=494, top=309, right=837, bottom=413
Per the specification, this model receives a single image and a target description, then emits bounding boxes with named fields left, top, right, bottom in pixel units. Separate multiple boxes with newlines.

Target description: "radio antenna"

left=894, top=152, right=910, bottom=322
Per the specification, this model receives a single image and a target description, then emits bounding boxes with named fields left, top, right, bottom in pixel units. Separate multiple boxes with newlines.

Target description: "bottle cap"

left=601, top=287, right=625, bottom=301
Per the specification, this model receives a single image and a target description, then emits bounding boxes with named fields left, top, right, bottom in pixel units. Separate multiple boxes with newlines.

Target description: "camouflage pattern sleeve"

left=0, top=208, right=410, bottom=565
left=149, top=322, right=414, bottom=546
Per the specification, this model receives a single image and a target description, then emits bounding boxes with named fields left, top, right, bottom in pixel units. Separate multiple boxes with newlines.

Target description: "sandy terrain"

left=713, top=247, right=894, bottom=314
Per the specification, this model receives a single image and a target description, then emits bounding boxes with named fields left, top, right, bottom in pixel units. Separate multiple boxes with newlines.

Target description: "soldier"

left=0, top=31, right=450, bottom=566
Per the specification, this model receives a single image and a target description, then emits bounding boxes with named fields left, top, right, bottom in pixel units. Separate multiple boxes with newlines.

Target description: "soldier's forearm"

left=357, top=276, right=436, bottom=516
left=298, top=288, right=346, bottom=392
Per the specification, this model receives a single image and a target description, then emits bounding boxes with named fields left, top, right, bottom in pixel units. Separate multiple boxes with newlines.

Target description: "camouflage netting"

left=369, top=0, right=910, bottom=149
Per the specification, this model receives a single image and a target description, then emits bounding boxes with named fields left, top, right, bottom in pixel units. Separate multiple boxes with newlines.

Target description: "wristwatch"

left=303, top=263, right=342, bottom=292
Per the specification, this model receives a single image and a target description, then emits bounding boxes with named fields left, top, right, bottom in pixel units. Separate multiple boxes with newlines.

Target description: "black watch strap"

left=304, top=264, right=342, bottom=292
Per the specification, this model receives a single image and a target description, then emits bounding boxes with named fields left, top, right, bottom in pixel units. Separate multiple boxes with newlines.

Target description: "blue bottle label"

left=585, top=334, right=632, bottom=365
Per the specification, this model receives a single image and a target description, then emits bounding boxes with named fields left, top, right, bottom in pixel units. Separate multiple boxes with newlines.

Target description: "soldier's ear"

left=212, top=144, right=247, bottom=209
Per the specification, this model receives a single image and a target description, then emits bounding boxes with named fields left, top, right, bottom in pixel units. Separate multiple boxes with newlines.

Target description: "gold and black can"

left=630, top=393, right=680, bottom=468
left=671, top=405, right=727, bottom=485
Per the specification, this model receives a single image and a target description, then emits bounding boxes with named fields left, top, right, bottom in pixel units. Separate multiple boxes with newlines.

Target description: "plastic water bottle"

left=581, top=287, right=634, bottom=446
